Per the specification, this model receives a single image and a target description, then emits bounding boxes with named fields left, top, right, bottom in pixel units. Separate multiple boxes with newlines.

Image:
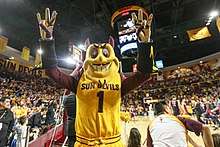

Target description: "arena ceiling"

left=0, top=0, right=220, bottom=67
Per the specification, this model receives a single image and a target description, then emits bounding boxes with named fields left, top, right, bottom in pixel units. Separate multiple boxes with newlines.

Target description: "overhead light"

left=207, top=19, right=212, bottom=23
left=199, top=61, right=203, bottom=64
left=78, top=44, right=85, bottom=49
left=37, top=49, right=43, bottom=54
left=209, top=10, right=219, bottom=18
left=65, top=57, right=75, bottom=65
left=206, top=22, right=211, bottom=26
left=173, top=35, right=177, bottom=38
left=178, top=66, right=180, bottom=69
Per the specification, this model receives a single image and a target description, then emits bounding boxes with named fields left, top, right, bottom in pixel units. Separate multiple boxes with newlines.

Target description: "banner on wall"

left=21, top=47, right=30, bottom=61
left=187, top=27, right=211, bottom=41
left=0, top=36, right=8, bottom=53
left=0, top=57, right=45, bottom=77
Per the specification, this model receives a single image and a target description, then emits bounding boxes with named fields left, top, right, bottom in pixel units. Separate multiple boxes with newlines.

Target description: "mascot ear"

left=81, top=50, right=86, bottom=62
left=108, top=36, right=115, bottom=48
left=82, top=38, right=90, bottom=61
left=84, top=38, right=90, bottom=49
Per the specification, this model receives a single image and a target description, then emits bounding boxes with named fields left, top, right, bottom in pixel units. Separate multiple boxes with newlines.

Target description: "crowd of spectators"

left=0, top=67, right=64, bottom=146
left=121, top=62, right=220, bottom=126
left=1, top=60, right=220, bottom=146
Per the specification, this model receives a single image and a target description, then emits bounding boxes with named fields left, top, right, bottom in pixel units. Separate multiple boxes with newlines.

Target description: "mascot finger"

left=49, top=11, right=57, bottom=26
left=45, top=8, right=50, bottom=23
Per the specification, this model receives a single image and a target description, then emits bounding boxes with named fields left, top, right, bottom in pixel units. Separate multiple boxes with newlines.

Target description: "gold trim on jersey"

left=76, top=134, right=121, bottom=146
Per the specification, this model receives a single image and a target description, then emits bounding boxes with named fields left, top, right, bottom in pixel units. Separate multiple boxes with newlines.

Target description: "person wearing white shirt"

left=146, top=100, right=214, bottom=147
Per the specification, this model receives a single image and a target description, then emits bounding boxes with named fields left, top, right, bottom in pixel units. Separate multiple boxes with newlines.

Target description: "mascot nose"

left=98, top=54, right=107, bottom=62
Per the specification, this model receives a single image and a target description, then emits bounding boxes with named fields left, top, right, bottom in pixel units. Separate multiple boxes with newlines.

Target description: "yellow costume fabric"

left=75, top=72, right=123, bottom=146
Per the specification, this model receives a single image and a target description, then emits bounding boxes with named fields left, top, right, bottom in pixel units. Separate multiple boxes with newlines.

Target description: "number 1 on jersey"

left=97, top=91, right=104, bottom=113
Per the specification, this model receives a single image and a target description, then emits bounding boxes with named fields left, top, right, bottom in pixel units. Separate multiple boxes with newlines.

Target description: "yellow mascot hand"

left=37, top=8, right=57, bottom=40
left=132, top=9, right=153, bottom=43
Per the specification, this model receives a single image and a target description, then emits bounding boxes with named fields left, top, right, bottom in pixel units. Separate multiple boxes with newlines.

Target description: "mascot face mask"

left=83, top=43, right=119, bottom=80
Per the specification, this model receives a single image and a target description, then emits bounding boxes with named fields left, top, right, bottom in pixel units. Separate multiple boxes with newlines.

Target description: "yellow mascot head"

left=83, top=37, right=119, bottom=81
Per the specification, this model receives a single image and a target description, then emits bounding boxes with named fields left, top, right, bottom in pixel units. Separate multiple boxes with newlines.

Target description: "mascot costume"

left=37, top=8, right=154, bottom=147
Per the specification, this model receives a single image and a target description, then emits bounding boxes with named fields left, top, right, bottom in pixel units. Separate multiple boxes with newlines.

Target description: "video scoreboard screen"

left=118, top=18, right=136, bottom=35
left=111, top=6, right=150, bottom=72
left=117, top=17, right=138, bottom=56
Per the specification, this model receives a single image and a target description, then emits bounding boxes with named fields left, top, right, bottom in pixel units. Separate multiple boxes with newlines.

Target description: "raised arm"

left=201, top=125, right=214, bottom=147
left=40, top=39, right=81, bottom=92
left=37, top=8, right=79, bottom=92
left=177, top=116, right=214, bottom=147
left=121, top=9, right=154, bottom=97
left=121, top=42, right=152, bottom=97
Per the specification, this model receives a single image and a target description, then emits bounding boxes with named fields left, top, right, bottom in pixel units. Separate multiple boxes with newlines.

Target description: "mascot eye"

left=102, top=48, right=110, bottom=57
left=91, top=48, right=98, bottom=58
